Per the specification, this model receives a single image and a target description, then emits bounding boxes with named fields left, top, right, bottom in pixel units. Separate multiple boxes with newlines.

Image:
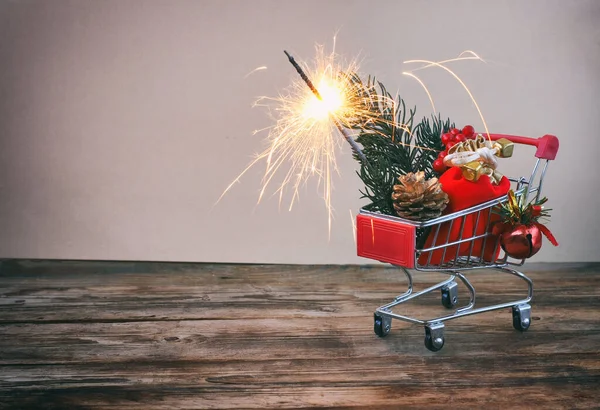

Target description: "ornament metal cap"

left=494, top=138, right=514, bottom=158
left=462, top=161, right=483, bottom=181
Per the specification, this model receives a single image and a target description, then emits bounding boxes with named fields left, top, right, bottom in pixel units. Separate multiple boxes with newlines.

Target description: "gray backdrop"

left=1, top=0, right=598, bottom=264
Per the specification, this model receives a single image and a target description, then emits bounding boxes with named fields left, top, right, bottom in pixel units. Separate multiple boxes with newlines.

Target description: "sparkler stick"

left=284, top=50, right=367, bottom=163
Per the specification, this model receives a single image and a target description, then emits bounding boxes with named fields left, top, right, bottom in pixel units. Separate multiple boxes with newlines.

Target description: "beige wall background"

left=0, top=0, right=598, bottom=264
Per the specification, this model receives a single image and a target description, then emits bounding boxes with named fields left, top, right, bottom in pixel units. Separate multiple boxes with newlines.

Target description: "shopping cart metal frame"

left=356, top=134, right=559, bottom=351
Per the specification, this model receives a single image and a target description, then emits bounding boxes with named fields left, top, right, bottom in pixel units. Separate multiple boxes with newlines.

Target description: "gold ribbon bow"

left=443, top=134, right=514, bottom=184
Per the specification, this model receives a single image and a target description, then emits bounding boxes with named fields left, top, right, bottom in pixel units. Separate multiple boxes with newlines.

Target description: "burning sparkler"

left=284, top=50, right=367, bottom=163
left=219, top=42, right=387, bottom=232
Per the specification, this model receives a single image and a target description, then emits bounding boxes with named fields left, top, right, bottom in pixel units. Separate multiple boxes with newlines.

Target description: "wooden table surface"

left=0, top=260, right=599, bottom=409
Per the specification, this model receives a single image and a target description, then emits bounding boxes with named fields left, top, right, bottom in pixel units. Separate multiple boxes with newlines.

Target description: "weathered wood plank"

left=0, top=260, right=599, bottom=409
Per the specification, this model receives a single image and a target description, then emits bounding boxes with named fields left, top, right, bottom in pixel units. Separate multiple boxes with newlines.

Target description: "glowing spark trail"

left=350, top=209, right=357, bottom=247
left=403, top=52, right=490, bottom=139
left=402, top=71, right=436, bottom=114
left=244, top=66, right=268, bottom=78
left=409, top=50, right=485, bottom=72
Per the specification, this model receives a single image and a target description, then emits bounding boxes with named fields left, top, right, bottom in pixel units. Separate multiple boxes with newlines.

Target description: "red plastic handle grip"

left=486, top=134, right=559, bottom=160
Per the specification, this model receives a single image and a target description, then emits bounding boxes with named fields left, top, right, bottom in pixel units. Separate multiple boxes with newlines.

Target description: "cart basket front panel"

left=357, top=213, right=416, bottom=268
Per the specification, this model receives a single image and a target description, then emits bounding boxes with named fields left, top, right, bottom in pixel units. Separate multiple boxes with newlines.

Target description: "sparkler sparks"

left=220, top=43, right=384, bottom=233
left=303, top=78, right=343, bottom=119
left=283, top=49, right=367, bottom=162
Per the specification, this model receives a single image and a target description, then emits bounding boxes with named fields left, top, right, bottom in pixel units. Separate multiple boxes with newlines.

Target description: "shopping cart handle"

left=488, top=134, right=559, bottom=160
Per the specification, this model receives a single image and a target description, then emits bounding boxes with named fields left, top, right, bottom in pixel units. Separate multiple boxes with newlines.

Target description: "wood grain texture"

left=0, top=260, right=599, bottom=409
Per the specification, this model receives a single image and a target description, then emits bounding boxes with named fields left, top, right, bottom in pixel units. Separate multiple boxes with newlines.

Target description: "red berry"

left=462, top=125, right=475, bottom=137
left=455, top=133, right=466, bottom=142
left=531, top=205, right=543, bottom=217
left=438, top=150, right=448, bottom=159
left=433, top=159, right=446, bottom=173
left=450, top=128, right=460, bottom=135
left=446, top=141, right=457, bottom=149
left=441, top=133, right=452, bottom=145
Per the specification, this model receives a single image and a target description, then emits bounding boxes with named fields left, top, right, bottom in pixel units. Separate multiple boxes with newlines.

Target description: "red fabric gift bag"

left=418, top=166, right=510, bottom=266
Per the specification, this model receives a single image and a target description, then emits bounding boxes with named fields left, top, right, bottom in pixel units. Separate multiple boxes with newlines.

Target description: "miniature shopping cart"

left=356, top=133, right=559, bottom=351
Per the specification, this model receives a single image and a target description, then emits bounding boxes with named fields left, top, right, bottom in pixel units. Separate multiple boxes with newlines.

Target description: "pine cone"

left=392, top=171, right=449, bottom=220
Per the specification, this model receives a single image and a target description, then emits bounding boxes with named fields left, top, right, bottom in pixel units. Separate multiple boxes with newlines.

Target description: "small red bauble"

left=462, top=125, right=475, bottom=138
left=450, top=128, right=460, bottom=135
left=446, top=141, right=457, bottom=149
left=441, top=133, right=452, bottom=145
left=454, top=133, right=466, bottom=143
left=500, top=224, right=542, bottom=259
left=432, top=158, right=446, bottom=173
left=438, top=150, right=448, bottom=159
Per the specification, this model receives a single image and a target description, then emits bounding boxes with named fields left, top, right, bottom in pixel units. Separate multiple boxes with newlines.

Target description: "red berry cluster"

left=432, top=125, right=476, bottom=173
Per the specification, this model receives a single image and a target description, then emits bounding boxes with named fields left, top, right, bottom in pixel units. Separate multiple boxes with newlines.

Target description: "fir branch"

left=346, top=73, right=454, bottom=215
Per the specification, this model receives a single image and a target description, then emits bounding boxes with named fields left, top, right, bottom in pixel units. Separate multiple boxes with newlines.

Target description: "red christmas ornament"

left=494, top=190, right=558, bottom=260
left=441, top=133, right=452, bottom=145
left=462, top=125, right=475, bottom=138
left=450, top=128, right=460, bottom=135
left=438, top=150, right=448, bottom=159
left=500, top=224, right=542, bottom=259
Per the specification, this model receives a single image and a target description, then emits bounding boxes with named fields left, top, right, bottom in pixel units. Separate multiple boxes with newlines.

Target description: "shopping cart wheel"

left=441, top=281, right=459, bottom=309
left=374, top=313, right=391, bottom=337
left=512, top=303, right=531, bottom=331
left=424, top=322, right=445, bottom=352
